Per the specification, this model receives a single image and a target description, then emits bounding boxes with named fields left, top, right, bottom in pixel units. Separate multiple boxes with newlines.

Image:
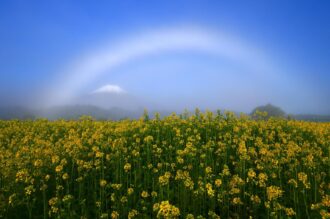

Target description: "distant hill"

left=0, top=105, right=174, bottom=120
left=0, top=105, right=329, bottom=122
left=38, top=105, right=143, bottom=120
left=0, top=106, right=35, bottom=120
left=291, top=114, right=330, bottom=122
left=251, top=104, right=286, bottom=118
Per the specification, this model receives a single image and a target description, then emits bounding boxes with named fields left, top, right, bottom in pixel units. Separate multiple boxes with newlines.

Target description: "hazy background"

left=0, top=0, right=329, bottom=118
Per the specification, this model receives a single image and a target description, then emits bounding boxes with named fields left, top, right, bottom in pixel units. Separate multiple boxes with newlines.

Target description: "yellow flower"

left=250, top=195, right=261, bottom=205
left=208, top=210, right=220, bottom=219
left=144, top=135, right=154, bottom=143
left=266, top=186, right=283, bottom=201
left=151, top=191, right=158, bottom=197
left=55, top=165, right=63, bottom=173
left=95, top=151, right=104, bottom=158
left=50, top=206, right=59, bottom=214
left=120, top=196, right=128, bottom=203
left=62, top=194, right=73, bottom=203
left=247, top=168, right=256, bottom=180
left=229, top=187, right=240, bottom=195
left=321, top=195, right=330, bottom=207
left=62, top=173, right=69, bottom=180
left=285, top=208, right=296, bottom=216
left=153, top=203, right=160, bottom=212
left=100, top=179, right=107, bottom=187
left=320, top=210, right=330, bottom=219
left=230, top=175, right=244, bottom=187
left=288, top=179, right=298, bottom=188
left=15, top=169, right=29, bottom=183
left=159, top=172, right=171, bottom=186
left=51, top=155, right=60, bottom=164
left=205, top=167, right=212, bottom=175
left=177, top=157, right=184, bottom=164
left=258, top=173, right=268, bottom=187
left=111, top=211, right=119, bottom=219
left=141, top=191, right=149, bottom=198
left=298, top=172, right=310, bottom=189
left=24, top=185, right=35, bottom=196
left=184, top=178, right=194, bottom=190
left=111, top=184, right=122, bottom=190
left=215, top=179, right=222, bottom=187
left=205, top=183, right=215, bottom=197
left=238, top=141, right=247, bottom=158
left=111, top=193, right=116, bottom=202
left=156, top=201, right=180, bottom=218
left=232, top=197, right=243, bottom=205
left=222, top=165, right=231, bottom=176
left=127, top=187, right=134, bottom=195
left=33, top=159, right=43, bottom=168
left=48, top=197, right=58, bottom=206
left=128, top=209, right=138, bottom=219
left=124, top=163, right=132, bottom=172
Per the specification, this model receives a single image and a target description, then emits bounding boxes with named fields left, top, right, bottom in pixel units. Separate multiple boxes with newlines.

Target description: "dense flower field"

left=0, top=111, right=329, bottom=218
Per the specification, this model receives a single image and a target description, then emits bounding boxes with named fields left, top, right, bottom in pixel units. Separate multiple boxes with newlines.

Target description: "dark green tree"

left=251, top=104, right=286, bottom=119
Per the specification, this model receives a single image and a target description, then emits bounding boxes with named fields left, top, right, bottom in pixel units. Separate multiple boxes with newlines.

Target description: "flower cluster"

left=154, top=201, right=180, bottom=218
left=0, top=111, right=329, bottom=218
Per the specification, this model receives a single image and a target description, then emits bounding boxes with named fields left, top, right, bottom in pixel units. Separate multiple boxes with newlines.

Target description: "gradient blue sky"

left=0, top=0, right=329, bottom=114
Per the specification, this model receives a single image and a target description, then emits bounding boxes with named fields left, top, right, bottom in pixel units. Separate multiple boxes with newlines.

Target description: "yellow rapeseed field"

left=0, top=111, right=329, bottom=218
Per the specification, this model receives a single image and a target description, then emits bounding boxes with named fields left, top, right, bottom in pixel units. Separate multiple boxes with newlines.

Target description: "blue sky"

left=0, top=0, right=329, bottom=114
